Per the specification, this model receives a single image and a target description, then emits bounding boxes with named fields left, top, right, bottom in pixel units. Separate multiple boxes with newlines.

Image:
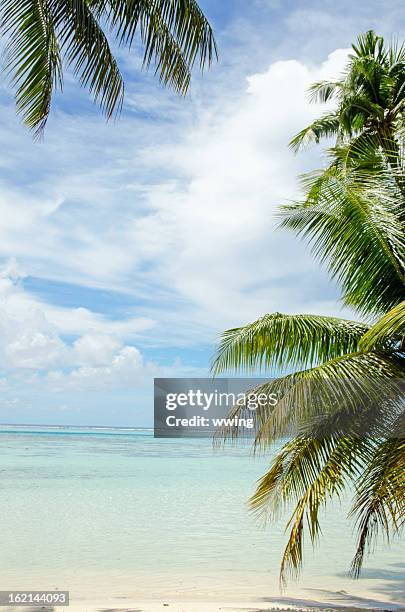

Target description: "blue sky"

left=0, top=0, right=403, bottom=426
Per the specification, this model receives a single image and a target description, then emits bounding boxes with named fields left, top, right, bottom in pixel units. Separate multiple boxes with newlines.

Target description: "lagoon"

left=0, top=425, right=403, bottom=610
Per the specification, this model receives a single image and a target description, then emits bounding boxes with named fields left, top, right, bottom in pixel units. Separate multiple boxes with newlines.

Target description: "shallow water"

left=0, top=426, right=403, bottom=608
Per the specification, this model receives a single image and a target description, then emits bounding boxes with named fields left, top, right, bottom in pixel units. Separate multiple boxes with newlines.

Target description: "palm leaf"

left=248, top=362, right=404, bottom=583
left=307, top=80, right=342, bottom=104
left=289, top=113, right=340, bottom=152
left=1, top=0, right=217, bottom=134
left=250, top=432, right=375, bottom=586
left=92, top=0, right=217, bottom=89
left=55, top=0, right=125, bottom=120
left=290, top=30, right=405, bottom=160
left=252, top=352, right=403, bottom=450
left=360, top=301, right=405, bottom=352
left=350, top=416, right=405, bottom=577
left=278, top=156, right=405, bottom=317
left=1, top=0, right=63, bottom=136
left=211, top=313, right=367, bottom=376
left=214, top=350, right=404, bottom=451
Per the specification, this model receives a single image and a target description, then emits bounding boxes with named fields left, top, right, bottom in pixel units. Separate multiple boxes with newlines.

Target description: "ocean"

left=0, top=425, right=403, bottom=609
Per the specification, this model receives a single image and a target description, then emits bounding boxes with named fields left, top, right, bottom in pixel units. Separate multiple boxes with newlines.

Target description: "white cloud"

left=0, top=1, right=400, bottom=423
left=72, top=333, right=123, bottom=366
left=0, top=262, right=158, bottom=393
left=0, top=48, right=356, bottom=368
left=124, top=48, right=353, bottom=333
left=45, top=305, right=154, bottom=339
left=46, top=346, right=157, bottom=391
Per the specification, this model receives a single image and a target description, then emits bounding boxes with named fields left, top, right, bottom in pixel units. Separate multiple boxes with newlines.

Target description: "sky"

left=0, top=0, right=403, bottom=426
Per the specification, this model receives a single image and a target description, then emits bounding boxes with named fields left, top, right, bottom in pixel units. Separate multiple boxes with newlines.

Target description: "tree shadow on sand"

left=335, top=562, right=405, bottom=605
left=366, top=564, right=405, bottom=603
left=257, top=564, right=405, bottom=612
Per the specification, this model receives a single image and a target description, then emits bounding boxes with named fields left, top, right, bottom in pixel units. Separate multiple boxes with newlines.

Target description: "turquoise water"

left=0, top=425, right=403, bottom=608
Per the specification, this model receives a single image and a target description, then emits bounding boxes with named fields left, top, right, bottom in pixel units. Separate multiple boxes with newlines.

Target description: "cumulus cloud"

left=0, top=261, right=158, bottom=393
left=72, top=333, right=123, bottom=366
left=46, top=346, right=157, bottom=391
left=0, top=0, right=399, bottom=424
left=126, top=48, right=352, bottom=332
left=0, top=49, right=356, bottom=350
left=0, top=48, right=358, bottom=410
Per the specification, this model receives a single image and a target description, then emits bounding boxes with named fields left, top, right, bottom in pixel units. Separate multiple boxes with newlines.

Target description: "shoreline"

left=18, top=599, right=405, bottom=612
left=2, top=576, right=404, bottom=611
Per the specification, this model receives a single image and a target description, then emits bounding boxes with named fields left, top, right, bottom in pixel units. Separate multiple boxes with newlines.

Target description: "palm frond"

left=248, top=361, right=404, bottom=583
left=252, top=352, right=403, bottom=450
left=339, top=93, right=385, bottom=133
left=137, top=5, right=193, bottom=93
left=1, top=0, right=63, bottom=136
left=93, top=0, right=217, bottom=90
left=211, top=313, right=367, bottom=376
left=55, top=0, right=124, bottom=121
left=215, top=350, right=404, bottom=451
left=278, top=156, right=405, bottom=317
left=307, top=80, right=342, bottom=104
left=289, top=112, right=340, bottom=152
left=1, top=0, right=217, bottom=133
left=250, top=432, right=374, bottom=586
left=350, top=416, right=405, bottom=577
left=291, top=30, right=405, bottom=158
left=351, top=30, right=386, bottom=63
left=360, top=301, right=405, bottom=352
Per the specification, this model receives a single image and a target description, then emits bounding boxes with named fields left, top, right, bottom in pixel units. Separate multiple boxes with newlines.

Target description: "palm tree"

left=0, top=0, right=217, bottom=136
left=290, top=31, right=405, bottom=174
left=212, top=141, right=405, bottom=585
